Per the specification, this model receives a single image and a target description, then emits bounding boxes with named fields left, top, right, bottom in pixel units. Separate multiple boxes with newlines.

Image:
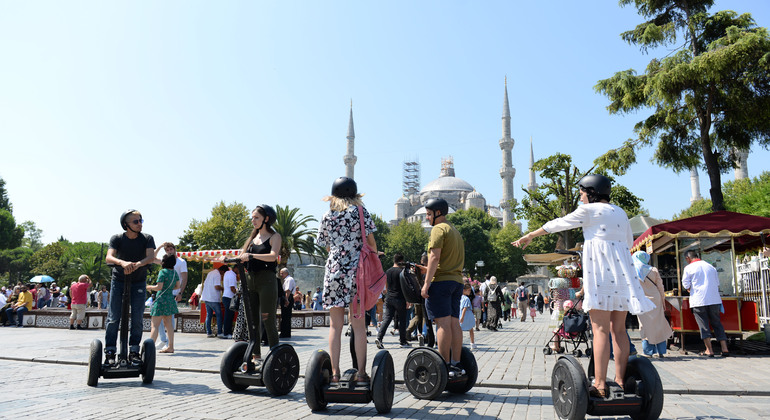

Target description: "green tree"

left=489, top=222, right=530, bottom=283
left=29, top=241, right=68, bottom=281
left=20, top=221, right=43, bottom=251
left=675, top=171, right=770, bottom=219
left=371, top=213, right=391, bottom=270
left=595, top=2, right=770, bottom=212
left=273, top=205, right=325, bottom=267
left=447, top=208, right=499, bottom=279
left=63, top=242, right=111, bottom=287
left=0, top=177, right=11, bottom=212
left=384, top=219, right=429, bottom=265
left=0, top=247, right=34, bottom=286
left=0, top=209, right=24, bottom=250
left=179, top=201, right=251, bottom=250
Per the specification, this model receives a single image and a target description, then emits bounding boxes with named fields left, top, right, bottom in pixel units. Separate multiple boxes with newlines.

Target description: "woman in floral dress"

left=317, top=177, right=377, bottom=384
left=147, top=254, right=180, bottom=353
left=513, top=174, right=654, bottom=398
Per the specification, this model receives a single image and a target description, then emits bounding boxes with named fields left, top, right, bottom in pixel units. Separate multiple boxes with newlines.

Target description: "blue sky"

left=1, top=1, right=769, bottom=246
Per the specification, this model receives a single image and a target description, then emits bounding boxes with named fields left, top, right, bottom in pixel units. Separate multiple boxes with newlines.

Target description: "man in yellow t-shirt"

left=420, top=198, right=466, bottom=378
left=6, top=284, right=33, bottom=327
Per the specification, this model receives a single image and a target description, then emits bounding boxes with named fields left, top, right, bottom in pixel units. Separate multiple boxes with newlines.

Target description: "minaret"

left=527, top=136, right=537, bottom=192
left=734, top=147, right=749, bottom=180
left=499, top=78, right=516, bottom=225
left=690, top=167, right=702, bottom=203
left=343, top=101, right=357, bottom=179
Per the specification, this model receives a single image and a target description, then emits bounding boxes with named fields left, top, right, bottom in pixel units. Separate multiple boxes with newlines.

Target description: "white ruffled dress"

left=542, top=203, right=655, bottom=315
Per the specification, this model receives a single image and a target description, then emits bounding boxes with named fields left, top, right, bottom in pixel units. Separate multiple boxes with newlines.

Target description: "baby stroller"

left=543, top=298, right=592, bottom=357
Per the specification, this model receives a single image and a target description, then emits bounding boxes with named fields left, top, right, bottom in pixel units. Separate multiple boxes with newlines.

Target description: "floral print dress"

left=316, top=205, right=376, bottom=309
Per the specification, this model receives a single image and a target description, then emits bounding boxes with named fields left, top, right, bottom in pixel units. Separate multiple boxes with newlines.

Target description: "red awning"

left=632, top=211, right=770, bottom=253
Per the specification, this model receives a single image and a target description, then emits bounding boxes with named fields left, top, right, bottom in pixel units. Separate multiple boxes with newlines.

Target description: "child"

left=472, top=288, right=483, bottom=332
left=529, top=295, right=537, bottom=322
left=460, top=283, right=477, bottom=350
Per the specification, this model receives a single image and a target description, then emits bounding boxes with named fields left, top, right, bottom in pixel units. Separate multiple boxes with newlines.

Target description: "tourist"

left=153, top=242, right=188, bottom=349
left=460, top=282, right=477, bottom=350
left=69, top=275, right=91, bottom=330
left=146, top=254, right=180, bottom=353
left=4, top=285, right=31, bottom=327
left=279, top=268, right=295, bottom=338
left=317, top=177, right=377, bottom=384
left=633, top=251, right=673, bottom=358
left=682, top=250, right=729, bottom=357
left=512, top=174, right=654, bottom=398
left=375, top=253, right=409, bottom=349
left=201, top=265, right=227, bottom=338
left=221, top=265, right=237, bottom=340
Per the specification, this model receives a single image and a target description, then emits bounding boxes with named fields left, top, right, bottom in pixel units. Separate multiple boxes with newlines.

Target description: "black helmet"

left=331, top=177, right=357, bottom=198
left=255, top=204, right=277, bottom=227
left=120, top=209, right=141, bottom=231
left=578, top=174, right=612, bottom=196
left=424, top=198, right=449, bottom=218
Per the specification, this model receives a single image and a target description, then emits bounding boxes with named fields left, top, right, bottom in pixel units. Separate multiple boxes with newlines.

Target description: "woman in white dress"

left=512, top=174, right=655, bottom=398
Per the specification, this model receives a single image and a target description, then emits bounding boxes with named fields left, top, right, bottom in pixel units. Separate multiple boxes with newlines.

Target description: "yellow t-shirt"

left=17, top=291, right=33, bottom=310
left=427, top=222, right=464, bottom=284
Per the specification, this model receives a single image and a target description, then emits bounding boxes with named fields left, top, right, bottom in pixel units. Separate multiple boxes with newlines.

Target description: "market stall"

left=631, top=211, right=768, bottom=343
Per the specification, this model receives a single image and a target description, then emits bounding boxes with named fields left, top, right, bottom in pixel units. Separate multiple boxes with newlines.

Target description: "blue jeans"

left=222, top=296, right=235, bottom=336
left=642, top=339, right=667, bottom=356
left=158, top=314, right=175, bottom=344
left=368, top=306, right=378, bottom=328
left=105, top=279, right=147, bottom=353
left=609, top=331, right=637, bottom=359
left=204, top=300, right=223, bottom=336
left=6, top=306, right=28, bottom=326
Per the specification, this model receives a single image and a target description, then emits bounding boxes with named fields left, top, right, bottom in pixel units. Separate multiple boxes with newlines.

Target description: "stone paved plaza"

left=2, top=313, right=769, bottom=419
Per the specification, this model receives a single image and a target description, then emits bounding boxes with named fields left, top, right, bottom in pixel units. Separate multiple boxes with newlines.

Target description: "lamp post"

left=475, top=260, right=485, bottom=281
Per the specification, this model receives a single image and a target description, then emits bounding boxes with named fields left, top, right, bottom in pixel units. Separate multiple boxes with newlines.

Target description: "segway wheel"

left=371, top=350, right=395, bottom=413
left=403, top=348, right=448, bottom=400
left=446, top=346, right=477, bottom=394
left=626, top=356, right=664, bottom=420
left=543, top=347, right=552, bottom=355
left=551, top=356, right=588, bottom=420
left=87, top=339, right=103, bottom=387
left=263, top=344, right=300, bottom=396
left=141, top=338, right=156, bottom=384
left=220, top=342, right=249, bottom=391
left=304, top=349, right=332, bottom=411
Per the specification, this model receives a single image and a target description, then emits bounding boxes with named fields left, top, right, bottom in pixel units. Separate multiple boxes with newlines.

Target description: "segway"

left=87, top=269, right=155, bottom=387
left=550, top=250, right=663, bottom=420
left=304, top=326, right=395, bottom=413
left=219, top=258, right=299, bottom=395
left=403, top=345, right=478, bottom=400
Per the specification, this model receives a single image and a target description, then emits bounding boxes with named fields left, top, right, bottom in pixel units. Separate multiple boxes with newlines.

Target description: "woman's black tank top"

left=247, top=235, right=277, bottom=272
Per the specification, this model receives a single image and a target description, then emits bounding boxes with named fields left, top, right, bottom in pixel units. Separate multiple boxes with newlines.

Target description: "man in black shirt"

left=375, top=253, right=410, bottom=348
left=103, top=210, right=156, bottom=366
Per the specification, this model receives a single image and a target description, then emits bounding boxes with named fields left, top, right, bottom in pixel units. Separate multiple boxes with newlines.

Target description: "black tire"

left=141, top=338, right=155, bottom=384
left=220, top=342, right=249, bottom=391
left=371, top=350, right=395, bottom=413
left=544, top=347, right=553, bottom=355
left=403, top=348, right=447, bottom=400
left=573, top=349, right=583, bottom=358
left=627, top=356, right=664, bottom=420
left=87, top=339, right=102, bottom=387
left=585, top=348, right=592, bottom=357
left=446, top=346, right=477, bottom=394
left=557, top=347, right=566, bottom=354
left=304, top=349, right=331, bottom=411
left=551, top=356, right=588, bottom=420
left=263, top=344, right=300, bottom=396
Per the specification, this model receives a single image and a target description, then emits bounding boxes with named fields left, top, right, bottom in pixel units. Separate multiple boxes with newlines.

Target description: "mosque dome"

left=395, top=196, right=409, bottom=204
left=420, top=176, right=475, bottom=195
left=467, top=190, right=484, bottom=199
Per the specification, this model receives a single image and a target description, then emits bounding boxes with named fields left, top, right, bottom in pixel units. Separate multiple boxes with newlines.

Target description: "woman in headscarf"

left=633, top=251, right=673, bottom=358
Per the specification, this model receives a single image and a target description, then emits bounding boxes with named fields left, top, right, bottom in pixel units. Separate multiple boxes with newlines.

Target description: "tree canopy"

left=675, top=171, right=770, bottom=219
left=178, top=201, right=252, bottom=250
left=595, top=1, right=770, bottom=212
left=273, top=204, right=325, bottom=267
left=384, top=219, right=429, bottom=265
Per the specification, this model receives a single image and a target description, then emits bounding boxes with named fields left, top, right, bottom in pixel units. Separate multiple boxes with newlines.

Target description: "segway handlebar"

left=223, top=257, right=243, bottom=264
left=555, top=249, right=581, bottom=256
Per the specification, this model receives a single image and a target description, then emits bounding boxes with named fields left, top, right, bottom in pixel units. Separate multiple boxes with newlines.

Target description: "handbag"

left=563, top=310, right=589, bottom=333
left=230, top=294, right=241, bottom=312
left=351, top=206, right=386, bottom=319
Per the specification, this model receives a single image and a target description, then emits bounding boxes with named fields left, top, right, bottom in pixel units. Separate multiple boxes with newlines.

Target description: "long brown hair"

left=240, top=206, right=276, bottom=252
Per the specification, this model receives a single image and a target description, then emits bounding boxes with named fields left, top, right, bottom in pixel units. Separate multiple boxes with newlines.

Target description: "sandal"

left=721, top=352, right=730, bottom=357
left=589, top=385, right=608, bottom=399
left=159, top=348, right=174, bottom=354
left=355, top=372, right=370, bottom=385
left=699, top=351, right=715, bottom=358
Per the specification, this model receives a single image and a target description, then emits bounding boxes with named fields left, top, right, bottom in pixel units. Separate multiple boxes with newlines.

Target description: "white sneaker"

left=471, top=343, right=477, bottom=350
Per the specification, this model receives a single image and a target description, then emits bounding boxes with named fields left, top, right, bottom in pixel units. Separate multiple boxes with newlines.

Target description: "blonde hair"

left=323, top=194, right=364, bottom=212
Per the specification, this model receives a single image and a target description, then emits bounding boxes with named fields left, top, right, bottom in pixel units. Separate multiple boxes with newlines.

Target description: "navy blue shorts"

left=425, top=281, right=463, bottom=319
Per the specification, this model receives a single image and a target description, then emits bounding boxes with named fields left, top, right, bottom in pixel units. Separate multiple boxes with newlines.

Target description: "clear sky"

left=1, top=1, right=769, bottom=246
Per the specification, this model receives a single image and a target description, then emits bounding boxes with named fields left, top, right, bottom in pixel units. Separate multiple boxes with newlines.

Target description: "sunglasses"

left=130, top=219, right=144, bottom=225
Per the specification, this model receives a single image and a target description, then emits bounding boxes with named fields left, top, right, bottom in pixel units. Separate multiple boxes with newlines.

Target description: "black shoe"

left=103, top=351, right=116, bottom=368
left=129, top=351, right=142, bottom=367
left=76, top=324, right=83, bottom=330
left=70, top=325, right=75, bottom=330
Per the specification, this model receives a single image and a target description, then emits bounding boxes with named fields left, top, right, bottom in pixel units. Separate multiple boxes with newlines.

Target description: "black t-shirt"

left=109, top=232, right=156, bottom=283
left=246, top=236, right=277, bottom=273
left=385, top=266, right=404, bottom=300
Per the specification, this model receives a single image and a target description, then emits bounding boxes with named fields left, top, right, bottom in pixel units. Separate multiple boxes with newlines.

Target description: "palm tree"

left=273, top=205, right=326, bottom=267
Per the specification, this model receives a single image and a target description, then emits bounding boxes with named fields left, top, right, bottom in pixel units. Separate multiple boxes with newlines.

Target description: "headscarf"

left=632, top=250, right=653, bottom=281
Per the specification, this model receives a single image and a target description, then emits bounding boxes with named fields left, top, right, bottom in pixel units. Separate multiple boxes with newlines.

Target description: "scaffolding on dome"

left=402, top=160, right=421, bottom=196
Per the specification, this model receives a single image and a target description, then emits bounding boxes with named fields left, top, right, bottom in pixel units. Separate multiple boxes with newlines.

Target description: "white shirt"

left=201, top=270, right=222, bottom=302
left=682, top=260, right=722, bottom=307
left=283, top=275, right=296, bottom=293
left=171, top=257, right=188, bottom=296
left=222, top=270, right=237, bottom=299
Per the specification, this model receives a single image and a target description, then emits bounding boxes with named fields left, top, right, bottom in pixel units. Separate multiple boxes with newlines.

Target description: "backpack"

left=518, top=287, right=528, bottom=301
left=400, top=266, right=423, bottom=304
left=351, top=206, right=386, bottom=318
left=487, top=287, right=498, bottom=302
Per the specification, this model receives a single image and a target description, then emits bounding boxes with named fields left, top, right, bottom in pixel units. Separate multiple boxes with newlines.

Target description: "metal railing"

left=737, top=257, right=770, bottom=326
